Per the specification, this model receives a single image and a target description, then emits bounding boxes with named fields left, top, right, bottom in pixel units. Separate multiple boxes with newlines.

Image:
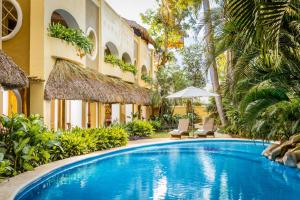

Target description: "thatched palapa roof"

left=44, top=59, right=150, bottom=105
left=124, top=18, right=155, bottom=45
left=0, top=50, right=29, bottom=89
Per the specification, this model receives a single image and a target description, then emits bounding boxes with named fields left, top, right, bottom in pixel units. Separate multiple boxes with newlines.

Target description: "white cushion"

left=170, top=130, right=180, bottom=135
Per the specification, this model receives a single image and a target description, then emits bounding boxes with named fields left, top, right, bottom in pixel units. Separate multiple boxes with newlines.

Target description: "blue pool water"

left=15, top=140, right=300, bottom=200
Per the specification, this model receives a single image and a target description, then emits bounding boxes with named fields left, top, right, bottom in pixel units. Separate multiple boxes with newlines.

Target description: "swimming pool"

left=15, top=140, right=300, bottom=200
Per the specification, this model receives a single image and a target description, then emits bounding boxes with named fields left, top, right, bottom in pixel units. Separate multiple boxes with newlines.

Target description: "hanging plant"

left=141, top=74, right=152, bottom=83
left=48, top=23, right=94, bottom=58
left=104, top=54, right=137, bottom=75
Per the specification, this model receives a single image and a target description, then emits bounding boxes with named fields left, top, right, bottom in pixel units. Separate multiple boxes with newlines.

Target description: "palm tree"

left=225, top=0, right=299, bottom=54
left=217, top=0, right=300, bottom=139
left=203, top=0, right=227, bottom=126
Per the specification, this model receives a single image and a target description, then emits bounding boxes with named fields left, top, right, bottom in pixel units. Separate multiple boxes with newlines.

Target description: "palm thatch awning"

left=44, top=59, right=151, bottom=105
left=124, top=18, right=155, bottom=45
left=0, top=50, right=29, bottom=89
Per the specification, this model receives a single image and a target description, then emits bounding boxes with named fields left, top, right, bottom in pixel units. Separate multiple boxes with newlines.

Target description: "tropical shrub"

left=0, top=114, right=128, bottom=178
left=104, top=54, right=137, bottom=75
left=161, top=114, right=181, bottom=130
left=58, top=128, right=97, bottom=158
left=0, top=160, right=13, bottom=177
left=92, top=127, right=128, bottom=149
left=125, top=120, right=154, bottom=137
left=48, top=23, right=93, bottom=57
left=58, top=127, right=128, bottom=158
left=149, top=120, right=162, bottom=131
left=0, top=114, right=61, bottom=176
left=211, top=0, right=300, bottom=141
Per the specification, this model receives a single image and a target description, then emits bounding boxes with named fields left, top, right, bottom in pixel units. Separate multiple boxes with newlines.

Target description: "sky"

left=105, top=0, right=157, bottom=26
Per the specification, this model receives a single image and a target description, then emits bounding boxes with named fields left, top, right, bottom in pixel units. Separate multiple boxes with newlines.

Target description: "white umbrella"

left=166, top=86, right=219, bottom=99
left=166, top=86, right=219, bottom=136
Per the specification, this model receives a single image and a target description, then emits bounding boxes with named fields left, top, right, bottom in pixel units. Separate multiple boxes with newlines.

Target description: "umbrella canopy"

left=166, top=86, right=218, bottom=99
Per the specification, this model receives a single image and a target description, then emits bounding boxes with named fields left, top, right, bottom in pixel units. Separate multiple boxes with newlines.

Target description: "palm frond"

left=225, top=0, right=293, bottom=52
left=240, top=86, right=289, bottom=113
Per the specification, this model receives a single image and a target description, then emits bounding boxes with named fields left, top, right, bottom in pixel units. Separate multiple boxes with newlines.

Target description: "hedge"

left=0, top=114, right=128, bottom=178
left=125, top=120, right=154, bottom=137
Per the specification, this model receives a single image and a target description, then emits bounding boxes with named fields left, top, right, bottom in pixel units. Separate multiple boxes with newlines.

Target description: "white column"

left=0, top=90, right=8, bottom=115
left=95, top=103, right=99, bottom=128
left=70, top=100, right=82, bottom=128
left=142, top=106, right=147, bottom=120
left=111, top=104, right=120, bottom=123
left=125, top=104, right=133, bottom=123
left=54, top=100, right=58, bottom=130
left=64, top=100, right=72, bottom=129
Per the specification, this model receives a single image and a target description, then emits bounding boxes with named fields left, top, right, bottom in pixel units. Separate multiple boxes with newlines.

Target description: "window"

left=141, top=65, right=148, bottom=76
left=51, top=11, right=68, bottom=27
left=122, top=53, right=132, bottom=64
left=50, top=9, right=79, bottom=29
left=86, top=27, right=98, bottom=60
left=104, top=42, right=119, bottom=56
left=2, top=0, right=23, bottom=41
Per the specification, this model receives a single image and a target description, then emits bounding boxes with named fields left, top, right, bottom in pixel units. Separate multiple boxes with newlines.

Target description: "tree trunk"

left=203, top=0, right=227, bottom=126
left=226, top=50, right=234, bottom=94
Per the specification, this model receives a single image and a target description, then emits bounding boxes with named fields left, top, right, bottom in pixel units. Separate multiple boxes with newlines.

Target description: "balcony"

left=139, top=79, right=151, bottom=89
left=47, top=37, right=86, bottom=65
left=102, top=62, right=135, bottom=83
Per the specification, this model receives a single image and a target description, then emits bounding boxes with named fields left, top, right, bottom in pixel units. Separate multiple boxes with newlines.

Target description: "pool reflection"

left=17, top=141, right=300, bottom=200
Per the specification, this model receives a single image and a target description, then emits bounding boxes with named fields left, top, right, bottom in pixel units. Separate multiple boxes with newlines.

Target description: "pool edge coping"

left=0, top=138, right=270, bottom=200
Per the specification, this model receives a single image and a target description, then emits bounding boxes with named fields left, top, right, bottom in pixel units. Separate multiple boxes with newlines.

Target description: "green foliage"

left=179, top=44, right=206, bottom=88
left=149, top=120, right=162, bottom=131
left=0, top=114, right=61, bottom=176
left=104, top=54, right=119, bottom=65
left=0, top=114, right=128, bottom=178
left=0, top=160, right=13, bottom=178
left=48, top=23, right=93, bottom=56
left=104, top=54, right=137, bottom=75
left=92, top=127, right=128, bottom=150
left=58, top=127, right=128, bottom=157
left=209, top=0, right=300, bottom=140
left=125, top=120, right=154, bottom=137
left=141, top=74, right=152, bottom=83
left=150, top=114, right=183, bottom=130
left=151, top=64, right=192, bottom=117
left=226, top=0, right=296, bottom=53
left=141, top=0, right=200, bottom=67
left=58, top=128, right=97, bottom=158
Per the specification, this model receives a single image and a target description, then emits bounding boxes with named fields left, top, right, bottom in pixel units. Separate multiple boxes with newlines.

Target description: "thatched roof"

left=44, top=59, right=150, bottom=105
left=124, top=18, right=155, bottom=45
left=0, top=50, right=28, bottom=89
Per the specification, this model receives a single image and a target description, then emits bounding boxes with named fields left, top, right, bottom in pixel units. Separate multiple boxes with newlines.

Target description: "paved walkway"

left=130, top=132, right=232, bottom=145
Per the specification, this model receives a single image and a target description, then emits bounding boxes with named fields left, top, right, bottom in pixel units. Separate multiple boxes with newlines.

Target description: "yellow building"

left=1, top=0, right=156, bottom=130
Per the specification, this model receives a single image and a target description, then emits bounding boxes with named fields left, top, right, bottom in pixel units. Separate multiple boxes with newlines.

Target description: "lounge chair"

left=170, top=119, right=190, bottom=139
left=195, top=118, right=215, bottom=138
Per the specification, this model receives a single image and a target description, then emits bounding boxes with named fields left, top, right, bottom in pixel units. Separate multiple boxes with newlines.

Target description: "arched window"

left=86, top=27, right=98, bottom=60
left=104, top=42, right=119, bottom=57
left=51, top=9, right=79, bottom=29
left=122, top=53, right=132, bottom=64
left=141, top=65, right=148, bottom=76
left=2, top=0, right=23, bottom=41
